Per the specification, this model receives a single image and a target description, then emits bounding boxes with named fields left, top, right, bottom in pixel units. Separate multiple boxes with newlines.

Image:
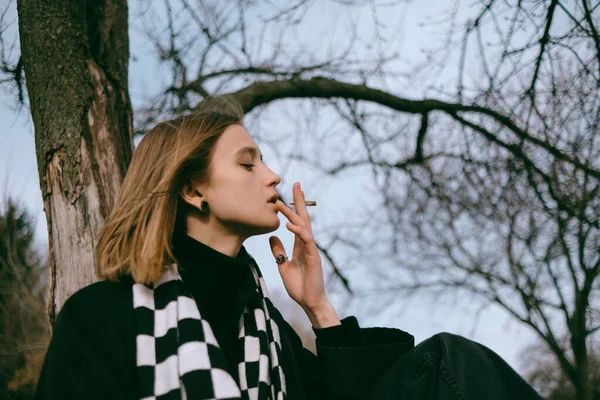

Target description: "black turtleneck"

left=171, top=233, right=362, bottom=384
left=172, top=233, right=257, bottom=381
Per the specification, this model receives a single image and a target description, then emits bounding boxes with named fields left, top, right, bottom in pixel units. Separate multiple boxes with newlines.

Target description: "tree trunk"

left=17, top=0, right=133, bottom=325
left=572, top=316, right=592, bottom=400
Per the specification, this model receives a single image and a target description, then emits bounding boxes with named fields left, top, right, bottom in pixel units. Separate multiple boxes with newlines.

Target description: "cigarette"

left=289, top=201, right=317, bottom=206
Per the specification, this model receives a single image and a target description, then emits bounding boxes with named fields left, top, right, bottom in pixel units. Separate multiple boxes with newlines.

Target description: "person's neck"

left=185, top=217, right=247, bottom=258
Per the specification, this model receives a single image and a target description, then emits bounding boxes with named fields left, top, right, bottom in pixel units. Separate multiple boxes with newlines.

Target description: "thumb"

left=269, top=236, right=289, bottom=269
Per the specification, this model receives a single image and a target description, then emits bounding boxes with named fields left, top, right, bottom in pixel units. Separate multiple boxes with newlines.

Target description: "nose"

left=267, top=167, right=281, bottom=187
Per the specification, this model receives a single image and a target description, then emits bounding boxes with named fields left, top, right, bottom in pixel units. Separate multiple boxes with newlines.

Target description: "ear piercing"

left=199, top=200, right=209, bottom=213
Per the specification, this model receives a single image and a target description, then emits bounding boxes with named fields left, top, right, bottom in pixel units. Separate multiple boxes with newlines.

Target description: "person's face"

left=188, top=124, right=282, bottom=237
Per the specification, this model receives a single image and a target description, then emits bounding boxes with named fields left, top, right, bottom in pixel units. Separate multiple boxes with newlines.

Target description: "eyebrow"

left=235, top=146, right=263, bottom=161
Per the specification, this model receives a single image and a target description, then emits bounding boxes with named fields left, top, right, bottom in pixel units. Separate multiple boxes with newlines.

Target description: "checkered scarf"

left=132, top=258, right=287, bottom=400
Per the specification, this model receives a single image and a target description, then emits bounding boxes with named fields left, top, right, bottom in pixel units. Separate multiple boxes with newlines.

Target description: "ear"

left=179, top=178, right=203, bottom=209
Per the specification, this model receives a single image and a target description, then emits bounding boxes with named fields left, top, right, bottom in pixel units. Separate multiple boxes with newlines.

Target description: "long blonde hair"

left=96, top=96, right=244, bottom=284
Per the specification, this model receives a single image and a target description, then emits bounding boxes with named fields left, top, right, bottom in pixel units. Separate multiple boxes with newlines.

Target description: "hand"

left=268, top=182, right=331, bottom=314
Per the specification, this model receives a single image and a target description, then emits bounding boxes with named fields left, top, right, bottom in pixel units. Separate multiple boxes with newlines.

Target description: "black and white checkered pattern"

left=133, top=258, right=287, bottom=400
left=238, top=263, right=286, bottom=400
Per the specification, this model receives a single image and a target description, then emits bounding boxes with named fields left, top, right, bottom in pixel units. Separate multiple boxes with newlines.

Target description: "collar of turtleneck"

left=171, top=232, right=258, bottom=321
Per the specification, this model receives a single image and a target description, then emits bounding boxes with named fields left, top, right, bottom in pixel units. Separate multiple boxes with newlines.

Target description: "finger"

left=268, top=236, right=289, bottom=268
left=276, top=199, right=306, bottom=227
left=293, top=182, right=310, bottom=220
left=285, top=221, right=315, bottom=247
left=300, top=190, right=312, bottom=230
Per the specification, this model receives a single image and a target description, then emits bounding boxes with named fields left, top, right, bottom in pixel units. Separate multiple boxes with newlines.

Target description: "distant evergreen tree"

left=0, top=198, right=48, bottom=399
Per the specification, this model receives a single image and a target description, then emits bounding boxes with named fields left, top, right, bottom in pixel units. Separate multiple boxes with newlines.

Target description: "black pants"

left=368, top=332, right=542, bottom=400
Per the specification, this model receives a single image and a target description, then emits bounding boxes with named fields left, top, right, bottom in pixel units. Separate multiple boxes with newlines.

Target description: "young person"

left=34, top=96, right=542, bottom=400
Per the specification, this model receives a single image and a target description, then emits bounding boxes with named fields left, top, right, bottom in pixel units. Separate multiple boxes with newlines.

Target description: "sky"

left=0, top=0, right=541, bottom=375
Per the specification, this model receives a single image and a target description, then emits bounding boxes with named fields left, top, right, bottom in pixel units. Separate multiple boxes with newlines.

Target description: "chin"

left=253, top=219, right=280, bottom=235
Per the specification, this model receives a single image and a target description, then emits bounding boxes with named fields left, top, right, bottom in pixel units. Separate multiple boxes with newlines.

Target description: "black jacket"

left=34, top=236, right=414, bottom=400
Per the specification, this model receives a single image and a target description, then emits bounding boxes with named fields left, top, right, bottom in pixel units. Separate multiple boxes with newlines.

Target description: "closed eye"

left=242, top=164, right=255, bottom=171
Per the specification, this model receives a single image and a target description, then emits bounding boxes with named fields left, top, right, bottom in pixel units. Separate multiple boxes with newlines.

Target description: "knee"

left=428, top=332, right=501, bottom=365
left=419, top=332, right=467, bottom=346
left=412, top=332, right=487, bottom=360
left=430, top=332, right=472, bottom=345
left=419, top=332, right=481, bottom=355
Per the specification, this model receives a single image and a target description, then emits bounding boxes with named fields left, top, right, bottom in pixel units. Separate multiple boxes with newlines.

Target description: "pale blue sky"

left=0, top=0, right=541, bottom=374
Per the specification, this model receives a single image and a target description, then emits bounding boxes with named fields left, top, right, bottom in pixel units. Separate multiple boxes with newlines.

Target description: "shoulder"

left=41, top=278, right=138, bottom=399
left=57, top=277, right=134, bottom=338
left=62, top=277, right=133, bottom=314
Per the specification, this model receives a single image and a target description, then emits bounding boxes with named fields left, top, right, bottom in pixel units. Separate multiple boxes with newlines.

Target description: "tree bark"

left=17, top=0, right=133, bottom=325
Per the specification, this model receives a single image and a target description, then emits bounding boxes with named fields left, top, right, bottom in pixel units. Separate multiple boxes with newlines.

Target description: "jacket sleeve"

left=312, top=316, right=362, bottom=347
left=34, top=283, right=131, bottom=400
left=312, top=316, right=414, bottom=399
left=276, top=308, right=414, bottom=400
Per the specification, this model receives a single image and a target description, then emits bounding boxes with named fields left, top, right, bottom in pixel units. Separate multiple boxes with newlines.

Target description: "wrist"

left=303, top=301, right=341, bottom=329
